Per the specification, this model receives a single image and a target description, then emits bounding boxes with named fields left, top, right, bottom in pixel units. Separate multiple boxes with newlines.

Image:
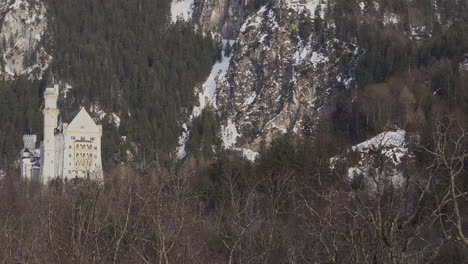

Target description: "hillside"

left=0, top=0, right=467, bottom=261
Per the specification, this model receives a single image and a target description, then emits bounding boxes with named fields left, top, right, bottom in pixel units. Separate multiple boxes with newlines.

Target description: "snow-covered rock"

left=383, top=12, right=400, bottom=26
left=331, top=130, right=413, bottom=193
left=0, top=0, right=51, bottom=79
left=171, top=0, right=194, bottom=23
left=215, top=1, right=358, bottom=153
left=192, top=0, right=248, bottom=39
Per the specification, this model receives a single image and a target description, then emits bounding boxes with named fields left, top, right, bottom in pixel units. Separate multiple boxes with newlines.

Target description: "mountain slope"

left=178, top=0, right=467, bottom=160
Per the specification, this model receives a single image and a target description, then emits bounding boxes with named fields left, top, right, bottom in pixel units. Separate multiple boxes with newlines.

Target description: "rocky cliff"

left=179, top=0, right=358, bottom=159
left=179, top=0, right=464, bottom=160
left=193, top=0, right=249, bottom=39
left=0, top=0, right=50, bottom=80
left=216, top=1, right=358, bottom=157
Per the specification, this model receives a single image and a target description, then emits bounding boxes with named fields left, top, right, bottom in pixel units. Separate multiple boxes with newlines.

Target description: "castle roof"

left=65, top=109, right=81, bottom=123
left=24, top=129, right=35, bottom=135
left=65, top=107, right=101, bottom=134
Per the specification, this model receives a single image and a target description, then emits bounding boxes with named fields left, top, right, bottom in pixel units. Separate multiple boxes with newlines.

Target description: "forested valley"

left=0, top=0, right=467, bottom=262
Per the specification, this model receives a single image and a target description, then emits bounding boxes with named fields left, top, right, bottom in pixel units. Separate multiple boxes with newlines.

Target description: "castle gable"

left=66, top=108, right=100, bottom=133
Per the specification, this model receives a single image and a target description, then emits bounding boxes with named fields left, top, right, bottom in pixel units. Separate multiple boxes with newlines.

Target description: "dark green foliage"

left=417, top=23, right=468, bottom=66
left=44, top=0, right=217, bottom=166
left=355, top=25, right=411, bottom=86
left=0, top=78, right=43, bottom=168
left=185, top=108, right=220, bottom=160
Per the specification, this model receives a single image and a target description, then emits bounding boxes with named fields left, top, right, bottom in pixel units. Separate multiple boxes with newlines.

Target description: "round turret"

left=22, top=149, right=31, bottom=159
left=23, top=132, right=37, bottom=151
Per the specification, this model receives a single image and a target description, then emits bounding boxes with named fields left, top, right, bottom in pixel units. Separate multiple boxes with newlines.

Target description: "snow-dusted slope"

left=176, top=0, right=360, bottom=160
left=171, top=0, right=194, bottom=23
left=179, top=0, right=454, bottom=161
left=0, top=0, right=51, bottom=79
left=215, top=1, right=357, bottom=155
left=331, top=130, right=413, bottom=193
left=177, top=39, right=235, bottom=159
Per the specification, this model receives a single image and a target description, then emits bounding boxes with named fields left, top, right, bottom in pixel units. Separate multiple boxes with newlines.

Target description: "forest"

left=1, top=114, right=467, bottom=263
left=0, top=0, right=467, bottom=262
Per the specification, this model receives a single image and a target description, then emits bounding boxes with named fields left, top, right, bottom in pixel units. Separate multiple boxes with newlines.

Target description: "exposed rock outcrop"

left=215, top=1, right=358, bottom=155
left=0, top=0, right=50, bottom=80
left=193, top=0, right=248, bottom=39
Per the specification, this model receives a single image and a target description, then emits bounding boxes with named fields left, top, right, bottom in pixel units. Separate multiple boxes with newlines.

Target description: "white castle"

left=20, top=84, right=103, bottom=183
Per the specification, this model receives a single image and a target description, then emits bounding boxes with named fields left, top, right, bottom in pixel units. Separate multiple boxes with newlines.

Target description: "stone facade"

left=20, top=84, right=103, bottom=183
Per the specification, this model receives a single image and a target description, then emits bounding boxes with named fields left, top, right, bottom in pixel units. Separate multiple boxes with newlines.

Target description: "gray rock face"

left=0, top=0, right=51, bottom=80
left=215, top=2, right=358, bottom=153
left=193, top=0, right=248, bottom=39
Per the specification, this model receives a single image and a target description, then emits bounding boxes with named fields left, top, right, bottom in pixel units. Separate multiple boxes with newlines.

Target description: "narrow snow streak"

left=177, top=39, right=236, bottom=159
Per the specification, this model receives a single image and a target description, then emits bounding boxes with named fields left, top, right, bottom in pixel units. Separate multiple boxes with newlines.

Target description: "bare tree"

left=422, top=116, right=468, bottom=247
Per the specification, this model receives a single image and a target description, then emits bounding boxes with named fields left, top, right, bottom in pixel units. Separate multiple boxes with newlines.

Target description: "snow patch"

left=193, top=39, right=235, bottom=116
left=373, top=1, right=380, bottom=11
left=359, top=2, right=366, bottom=15
left=171, top=0, right=194, bottom=23
left=285, top=0, right=328, bottom=19
left=331, top=130, right=410, bottom=193
left=239, top=148, right=258, bottom=161
left=293, top=42, right=329, bottom=68
left=383, top=13, right=400, bottom=26
left=352, top=130, right=408, bottom=163
left=409, top=25, right=430, bottom=41
left=91, top=105, right=121, bottom=128
left=221, top=119, right=240, bottom=148
left=63, top=83, right=72, bottom=99
left=177, top=123, right=189, bottom=159
left=240, top=6, right=268, bottom=33
left=177, top=39, right=236, bottom=159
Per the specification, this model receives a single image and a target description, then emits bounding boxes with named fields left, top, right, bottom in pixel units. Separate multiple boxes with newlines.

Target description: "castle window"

left=71, top=136, right=75, bottom=140
left=94, top=147, right=97, bottom=150
left=69, top=154, right=71, bottom=158
left=69, top=145, right=72, bottom=149
left=91, top=137, right=95, bottom=141
left=81, top=137, right=85, bottom=140
left=81, top=126, right=85, bottom=129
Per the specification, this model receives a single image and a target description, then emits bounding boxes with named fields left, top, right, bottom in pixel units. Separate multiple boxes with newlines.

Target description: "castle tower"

left=23, top=132, right=37, bottom=151
left=41, top=84, right=59, bottom=183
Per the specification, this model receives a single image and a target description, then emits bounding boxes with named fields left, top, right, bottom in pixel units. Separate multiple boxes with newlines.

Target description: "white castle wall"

left=23, top=84, right=104, bottom=184
left=54, top=133, right=64, bottom=179
left=23, top=134, right=37, bottom=150
left=41, top=85, right=59, bottom=183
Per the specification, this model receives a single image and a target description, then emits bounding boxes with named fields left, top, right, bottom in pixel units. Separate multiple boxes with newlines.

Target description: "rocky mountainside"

left=0, top=0, right=50, bottom=80
left=0, top=0, right=466, bottom=169
left=216, top=2, right=358, bottom=159
left=177, top=0, right=467, bottom=160
left=193, top=0, right=248, bottom=39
